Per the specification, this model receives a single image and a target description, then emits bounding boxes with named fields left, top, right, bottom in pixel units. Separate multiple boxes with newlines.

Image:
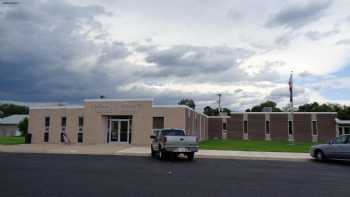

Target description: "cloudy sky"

left=1, top=0, right=350, bottom=111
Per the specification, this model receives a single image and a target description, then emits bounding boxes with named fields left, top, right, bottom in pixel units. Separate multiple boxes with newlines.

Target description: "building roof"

left=335, top=118, right=350, bottom=125
left=0, top=114, right=28, bottom=125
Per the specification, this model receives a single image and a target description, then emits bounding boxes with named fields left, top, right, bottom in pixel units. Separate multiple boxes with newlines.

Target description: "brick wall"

left=247, top=114, right=265, bottom=140
left=270, top=114, right=288, bottom=140
left=208, top=118, right=222, bottom=139
left=227, top=114, right=243, bottom=139
left=293, top=114, right=312, bottom=142
left=317, top=114, right=336, bottom=143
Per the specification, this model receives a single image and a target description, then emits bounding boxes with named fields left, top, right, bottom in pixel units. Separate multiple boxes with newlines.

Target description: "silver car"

left=310, top=134, right=350, bottom=161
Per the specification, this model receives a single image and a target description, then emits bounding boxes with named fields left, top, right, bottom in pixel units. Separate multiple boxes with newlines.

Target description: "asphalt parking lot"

left=0, top=153, right=349, bottom=197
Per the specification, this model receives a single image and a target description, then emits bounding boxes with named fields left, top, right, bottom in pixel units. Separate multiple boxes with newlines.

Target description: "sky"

left=1, top=0, right=350, bottom=111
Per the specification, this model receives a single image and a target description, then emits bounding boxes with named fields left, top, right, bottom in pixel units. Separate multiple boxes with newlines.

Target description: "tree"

left=203, top=106, right=231, bottom=116
left=18, top=117, right=28, bottom=136
left=298, top=102, right=350, bottom=119
left=0, top=104, right=29, bottom=118
left=248, top=101, right=282, bottom=112
left=178, top=98, right=195, bottom=109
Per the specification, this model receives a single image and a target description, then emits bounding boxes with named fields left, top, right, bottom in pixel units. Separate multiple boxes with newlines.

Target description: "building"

left=0, top=114, right=28, bottom=136
left=28, top=98, right=337, bottom=145
left=29, top=99, right=207, bottom=145
left=336, top=118, right=350, bottom=136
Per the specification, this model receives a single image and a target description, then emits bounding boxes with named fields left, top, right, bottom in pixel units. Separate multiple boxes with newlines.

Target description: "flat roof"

left=30, top=106, right=84, bottom=110
left=84, top=98, right=154, bottom=102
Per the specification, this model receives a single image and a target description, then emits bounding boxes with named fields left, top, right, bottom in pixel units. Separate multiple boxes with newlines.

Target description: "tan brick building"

left=28, top=99, right=337, bottom=145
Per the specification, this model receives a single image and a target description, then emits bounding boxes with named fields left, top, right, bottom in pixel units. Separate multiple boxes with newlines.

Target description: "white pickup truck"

left=150, top=128, right=198, bottom=161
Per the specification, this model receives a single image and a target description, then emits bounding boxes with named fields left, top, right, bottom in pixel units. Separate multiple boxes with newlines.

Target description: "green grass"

left=199, top=139, right=316, bottom=153
left=0, top=136, right=25, bottom=145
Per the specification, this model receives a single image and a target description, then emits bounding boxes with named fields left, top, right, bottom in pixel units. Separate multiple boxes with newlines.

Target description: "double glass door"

left=109, top=119, right=129, bottom=143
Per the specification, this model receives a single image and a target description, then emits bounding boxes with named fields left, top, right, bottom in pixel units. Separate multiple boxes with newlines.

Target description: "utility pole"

left=217, top=94, right=222, bottom=115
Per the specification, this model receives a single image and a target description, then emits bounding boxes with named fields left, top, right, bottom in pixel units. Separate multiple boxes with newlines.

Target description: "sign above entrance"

left=93, top=103, right=143, bottom=114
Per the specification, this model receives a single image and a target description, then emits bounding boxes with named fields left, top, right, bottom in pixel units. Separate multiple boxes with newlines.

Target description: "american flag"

left=289, top=72, right=293, bottom=103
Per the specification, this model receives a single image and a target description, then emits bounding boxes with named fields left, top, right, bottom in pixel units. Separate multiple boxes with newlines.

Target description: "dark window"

left=61, top=117, right=67, bottom=127
left=223, top=122, right=227, bottom=130
left=243, top=121, right=248, bottom=134
left=265, top=121, right=270, bottom=134
left=345, top=127, right=350, bottom=135
left=160, top=129, right=185, bottom=136
left=288, top=121, right=293, bottom=135
left=78, top=133, right=83, bottom=143
left=78, top=117, right=84, bottom=127
left=312, top=121, right=317, bottom=135
left=45, top=117, right=50, bottom=127
left=60, top=133, right=65, bottom=143
left=44, top=132, right=49, bottom=142
left=152, top=117, right=164, bottom=129
left=339, top=127, right=343, bottom=135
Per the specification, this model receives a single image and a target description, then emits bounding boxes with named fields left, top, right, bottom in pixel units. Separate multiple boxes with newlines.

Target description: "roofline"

left=335, top=118, right=350, bottom=124
left=84, top=98, right=154, bottom=102
left=30, top=106, right=84, bottom=110
left=153, top=105, right=209, bottom=118
left=230, top=112, right=337, bottom=114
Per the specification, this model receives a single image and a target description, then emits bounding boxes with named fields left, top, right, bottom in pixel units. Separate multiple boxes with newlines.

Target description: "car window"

left=335, top=136, right=347, bottom=144
left=347, top=136, right=350, bottom=144
left=160, top=129, right=185, bottom=136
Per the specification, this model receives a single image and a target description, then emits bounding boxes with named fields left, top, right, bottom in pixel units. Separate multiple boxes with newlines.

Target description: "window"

left=152, top=117, right=164, bottom=129
left=345, top=127, right=350, bottom=135
left=45, top=117, right=50, bottom=127
left=243, top=120, right=248, bottom=134
left=78, top=117, right=84, bottom=127
left=44, top=132, right=49, bottom=142
left=339, top=127, right=343, bottom=135
left=265, top=121, right=270, bottom=134
left=60, top=133, right=65, bottom=143
left=77, top=133, right=83, bottom=143
left=288, top=121, right=293, bottom=135
left=335, top=135, right=347, bottom=144
left=312, top=121, right=317, bottom=135
left=61, top=117, right=67, bottom=127
left=222, top=122, right=227, bottom=130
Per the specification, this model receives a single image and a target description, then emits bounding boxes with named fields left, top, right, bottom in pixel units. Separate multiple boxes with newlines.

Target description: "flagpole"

left=290, top=71, right=294, bottom=144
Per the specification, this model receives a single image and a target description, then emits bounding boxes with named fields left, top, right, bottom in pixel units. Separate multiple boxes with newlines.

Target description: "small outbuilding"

left=0, top=114, right=28, bottom=136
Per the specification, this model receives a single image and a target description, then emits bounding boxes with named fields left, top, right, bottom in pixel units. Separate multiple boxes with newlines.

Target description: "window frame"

left=243, top=120, right=248, bottom=134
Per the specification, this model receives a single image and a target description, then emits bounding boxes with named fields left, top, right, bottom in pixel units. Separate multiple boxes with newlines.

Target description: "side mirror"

left=150, top=135, right=155, bottom=139
left=328, top=139, right=334, bottom=145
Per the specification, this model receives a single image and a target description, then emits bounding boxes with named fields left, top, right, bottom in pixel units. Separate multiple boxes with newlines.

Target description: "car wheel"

left=186, top=152, right=194, bottom=161
left=315, top=150, right=326, bottom=161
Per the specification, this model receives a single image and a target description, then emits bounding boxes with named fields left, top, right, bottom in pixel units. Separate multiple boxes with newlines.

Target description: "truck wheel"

left=186, top=152, right=194, bottom=161
left=158, top=149, right=167, bottom=160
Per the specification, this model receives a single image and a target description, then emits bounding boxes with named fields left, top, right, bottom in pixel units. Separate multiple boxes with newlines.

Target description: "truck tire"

left=186, top=152, right=194, bottom=161
left=158, top=149, right=167, bottom=160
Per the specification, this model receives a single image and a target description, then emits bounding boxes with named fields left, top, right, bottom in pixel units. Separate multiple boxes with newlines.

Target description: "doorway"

left=109, top=119, right=130, bottom=144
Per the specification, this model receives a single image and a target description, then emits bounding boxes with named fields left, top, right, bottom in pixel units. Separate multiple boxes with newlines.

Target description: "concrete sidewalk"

left=0, top=144, right=312, bottom=161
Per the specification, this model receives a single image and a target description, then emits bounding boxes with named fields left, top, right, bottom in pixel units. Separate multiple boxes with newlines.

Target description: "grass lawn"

left=0, top=136, right=25, bottom=145
left=199, top=139, right=316, bottom=153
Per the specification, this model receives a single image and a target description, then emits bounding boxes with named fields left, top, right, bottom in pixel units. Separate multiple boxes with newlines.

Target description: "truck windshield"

left=161, top=129, right=185, bottom=136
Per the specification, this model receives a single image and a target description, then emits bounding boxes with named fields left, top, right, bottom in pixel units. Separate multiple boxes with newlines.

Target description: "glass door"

left=110, top=120, right=119, bottom=143
left=109, top=119, right=129, bottom=143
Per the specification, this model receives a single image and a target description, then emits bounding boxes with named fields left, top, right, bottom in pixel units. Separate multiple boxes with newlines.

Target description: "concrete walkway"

left=0, top=144, right=312, bottom=161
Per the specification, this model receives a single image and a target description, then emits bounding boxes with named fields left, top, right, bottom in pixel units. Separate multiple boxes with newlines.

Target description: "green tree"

left=249, top=101, right=282, bottom=112
left=18, top=117, right=28, bottom=136
left=178, top=98, right=195, bottom=109
left=0, top=104, right=29, bottom=118
left=203, top=106, right=231, bottom=116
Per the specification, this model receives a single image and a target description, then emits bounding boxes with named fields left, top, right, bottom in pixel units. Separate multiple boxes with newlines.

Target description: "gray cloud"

left=266, top=0, right=332, bottom=30
left=335, top=39, right=350, bottom=45
left=140, top=45, right=254, bottom=80
left=305, top=30, right=338, bottom=41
